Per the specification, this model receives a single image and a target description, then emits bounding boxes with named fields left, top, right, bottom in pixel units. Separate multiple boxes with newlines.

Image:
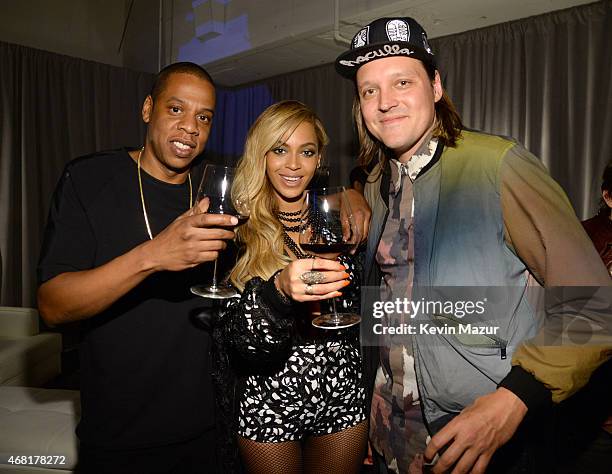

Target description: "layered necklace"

left=276, top=208, right=324, bottom=260
left=137, top=148, right=192, bottom=240
left=278, top=210, right=310, bottom=259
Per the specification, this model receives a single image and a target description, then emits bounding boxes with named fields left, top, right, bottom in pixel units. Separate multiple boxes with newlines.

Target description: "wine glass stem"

left=211, top=259, right=219, bottom=289
left=331, top=296, right=340, bottom=322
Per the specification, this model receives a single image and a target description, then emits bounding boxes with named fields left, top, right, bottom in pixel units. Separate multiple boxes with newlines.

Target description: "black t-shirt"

left=38, top=149, right=214, bottom=450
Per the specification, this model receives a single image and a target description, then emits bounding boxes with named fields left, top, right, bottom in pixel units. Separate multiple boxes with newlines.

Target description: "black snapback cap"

left=335, top=17, right=436, bottom=78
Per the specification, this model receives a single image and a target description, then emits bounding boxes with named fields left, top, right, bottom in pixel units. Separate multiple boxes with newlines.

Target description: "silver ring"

left=299, top=271, right=325, bottom=285
left=305, top=284, right=314, bottom=295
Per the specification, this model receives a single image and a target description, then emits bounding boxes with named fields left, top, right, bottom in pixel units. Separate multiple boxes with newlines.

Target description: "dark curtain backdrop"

left=206, top=85, right=275, bottom=163
left=1, top=1, right=610, bottom=306
left=0, top=42, right=154, bottom=306
left=433, top=0, right=612, bottom=219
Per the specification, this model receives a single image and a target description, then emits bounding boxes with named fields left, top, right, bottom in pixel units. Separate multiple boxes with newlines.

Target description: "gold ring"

left=305, top=284, right=314, bottom=295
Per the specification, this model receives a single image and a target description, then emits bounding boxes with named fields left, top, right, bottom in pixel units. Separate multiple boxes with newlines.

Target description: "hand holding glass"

left=299, top=186, right=361, bottom=329
left=190, top=164, right=250, bottom=299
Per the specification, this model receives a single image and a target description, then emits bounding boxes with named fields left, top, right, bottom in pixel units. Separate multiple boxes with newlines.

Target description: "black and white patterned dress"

left=212, top=255, right=366, bottom=453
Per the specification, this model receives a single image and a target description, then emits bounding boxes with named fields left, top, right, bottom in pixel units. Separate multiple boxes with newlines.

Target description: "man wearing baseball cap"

left=336, top=17, right=612, bottom=474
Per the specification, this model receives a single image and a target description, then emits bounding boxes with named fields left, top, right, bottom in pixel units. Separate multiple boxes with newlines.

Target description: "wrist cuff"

left=498, top=365, right=552, bottom=413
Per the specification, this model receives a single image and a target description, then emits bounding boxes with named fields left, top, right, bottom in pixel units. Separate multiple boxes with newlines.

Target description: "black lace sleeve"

left=217, top=276, right=296, bottom=364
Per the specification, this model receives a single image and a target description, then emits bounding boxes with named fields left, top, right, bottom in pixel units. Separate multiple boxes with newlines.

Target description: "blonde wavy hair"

left=230, top=100, right=329, bottom=291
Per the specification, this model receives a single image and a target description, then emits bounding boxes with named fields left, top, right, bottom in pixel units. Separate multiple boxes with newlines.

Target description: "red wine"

left=207, top=210, right=249, bottom=227
left=205, top=197, right=249, bottom=226
left=206, top=197, right=232, bottom=215
left=300, top=242, right=354, bottom=254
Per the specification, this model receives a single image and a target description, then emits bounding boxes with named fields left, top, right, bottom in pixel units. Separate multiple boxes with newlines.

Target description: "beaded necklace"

left=277, top=209, right=301, bottom=217
left=282, top=230, right=311, bottom=259
left=277, top=208, right=312, bottom=259
left=276, top=206, right=328, bottom=259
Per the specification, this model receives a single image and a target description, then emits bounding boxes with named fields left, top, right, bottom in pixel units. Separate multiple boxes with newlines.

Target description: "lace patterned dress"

left=211, top=255, right=365, bottom=473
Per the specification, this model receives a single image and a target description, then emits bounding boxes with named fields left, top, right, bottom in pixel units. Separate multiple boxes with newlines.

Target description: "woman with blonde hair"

left=214, top=100, right=367, bottom=473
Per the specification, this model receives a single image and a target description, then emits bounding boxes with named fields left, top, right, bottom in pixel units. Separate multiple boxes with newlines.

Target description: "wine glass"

left=190, top=164, right=250, bottom=299
left=299, top=186, right=361, bottom=329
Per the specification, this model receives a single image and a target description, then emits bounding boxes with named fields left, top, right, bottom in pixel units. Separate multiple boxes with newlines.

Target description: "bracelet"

left=271, top=269, right=292, bottom=305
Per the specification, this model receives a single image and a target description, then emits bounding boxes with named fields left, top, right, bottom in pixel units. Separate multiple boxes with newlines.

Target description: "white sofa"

left=0, top=307, right=61, bottom=386
left=0, top=307, right=77, bottom=473
left=0, top=386, right=79, bottom=473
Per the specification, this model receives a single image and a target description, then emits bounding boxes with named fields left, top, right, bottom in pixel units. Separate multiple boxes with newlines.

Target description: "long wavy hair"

left=353, top=62, right=463, bottom=176
left=230, top=100, right=329, bottom=290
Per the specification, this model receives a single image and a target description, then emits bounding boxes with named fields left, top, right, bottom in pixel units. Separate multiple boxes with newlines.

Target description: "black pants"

left=554, top=359, right=612, bottom=474
left=427, top=410, right=554, bottom=474
left=77, top=429, right=219, bottom=474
